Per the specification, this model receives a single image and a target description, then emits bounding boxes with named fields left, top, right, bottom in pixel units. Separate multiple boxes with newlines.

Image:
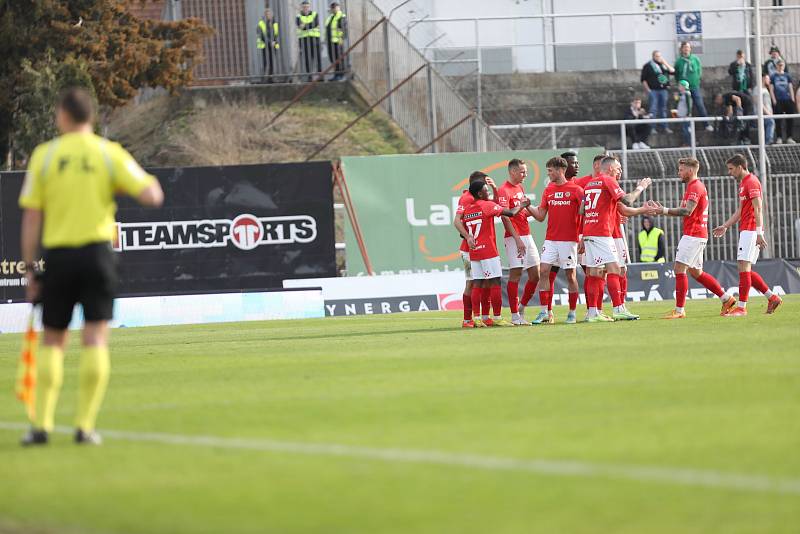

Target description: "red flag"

left=15, top=309, right=37, bottom=421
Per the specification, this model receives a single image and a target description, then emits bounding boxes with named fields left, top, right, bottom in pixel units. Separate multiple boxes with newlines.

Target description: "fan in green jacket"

left=674, top=42, right=712, bottom=131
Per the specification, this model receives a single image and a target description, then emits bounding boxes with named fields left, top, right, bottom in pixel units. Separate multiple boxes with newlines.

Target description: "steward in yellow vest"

left=257, top=8, right=280, bottom=79
left=325, top=2, right=347, bottom=80
left=638, top=216, right=666, bottom=262
left=297, top=0, right=321, bottom=79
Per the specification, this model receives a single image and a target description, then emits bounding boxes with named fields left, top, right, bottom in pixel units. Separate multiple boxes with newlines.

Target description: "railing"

left=617, top=172, right=800, bottom=263
left=345, top=0, right=508, bottom=153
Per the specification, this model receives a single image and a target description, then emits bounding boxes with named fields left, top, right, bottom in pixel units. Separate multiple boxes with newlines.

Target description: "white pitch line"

left=1, top=421, right=798, bottom=496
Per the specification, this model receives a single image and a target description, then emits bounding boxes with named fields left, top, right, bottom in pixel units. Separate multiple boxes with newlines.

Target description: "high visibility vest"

left=325, top=12, right=345, bottom=44
left=638, top=228, right=665, bottom=263
left=297, top=12, right=320, bottom=39
left=257, top=19, right=279, bottom=49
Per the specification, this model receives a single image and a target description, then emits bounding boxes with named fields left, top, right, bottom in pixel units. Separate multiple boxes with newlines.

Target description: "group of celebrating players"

left=453, top=151, right=783, bottom=328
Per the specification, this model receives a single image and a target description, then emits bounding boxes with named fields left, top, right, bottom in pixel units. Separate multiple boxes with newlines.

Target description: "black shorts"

left=40, top=243, right=117, bottom=329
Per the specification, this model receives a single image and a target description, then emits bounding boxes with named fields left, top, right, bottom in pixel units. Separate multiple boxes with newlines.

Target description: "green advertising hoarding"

left=342, top=149, right=600, bottom=275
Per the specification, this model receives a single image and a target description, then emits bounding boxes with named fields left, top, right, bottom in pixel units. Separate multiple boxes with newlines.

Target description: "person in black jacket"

left=641, top=50, right=675, bottom=134
left=728, top=50, right=755, bottom=93
left=624, top=97, right=652, bottom=149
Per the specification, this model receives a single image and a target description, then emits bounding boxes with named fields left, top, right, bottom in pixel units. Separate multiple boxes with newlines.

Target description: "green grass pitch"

left=1, top=296, right=799, bottom=534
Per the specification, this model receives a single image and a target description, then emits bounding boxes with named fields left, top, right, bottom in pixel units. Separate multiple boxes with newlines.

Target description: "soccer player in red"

left=574, top=154, right=609, bottom=316
left=712, top=154, right=782, bottom=316
left=539, top=151, right=580, bottom=318
left=497, top=159, right=540, bottom=325
left=649, top=158, right=736, bottom=318
left=607, top=159, right=635, bottom=315
left=526, top=157, right=584, bottom=324
left=454, top=179, right=530, bottom=327
left=580, top=156, right=657, bottom=321
left=454, top=171, right=499, bottom=328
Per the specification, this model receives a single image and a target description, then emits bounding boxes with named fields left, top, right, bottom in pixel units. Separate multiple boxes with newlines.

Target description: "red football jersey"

left=456, top=190, right=474, bottom=252
left=539, top=181, right=584, bottom=242
left=462, top=199, right=504, bottom=260
left=682, top=178, right=709, bottom=238
left=738, top=173, right=762, bottom=231
left=581, top=174, right=625, bottom=237
left=496, top=181, right=531, bottom=238
left=573, top=174, right=596, bottom=189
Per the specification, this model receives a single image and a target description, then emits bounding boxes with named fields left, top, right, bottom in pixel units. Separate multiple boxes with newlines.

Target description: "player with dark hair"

left=574, top=154, right=609, bottom=317
left=538, top=151, right=580, bottom=318
left=19, top=87, right=164, bottom=446
left=455, top=180, right=530, bottom=327
left=498, top=158, right=540, bottom=325
left=526, top=157, right=584, bottom=324
left=712, top=154, right=782, bottom=316
left=454, top=171, right=498, bottom=327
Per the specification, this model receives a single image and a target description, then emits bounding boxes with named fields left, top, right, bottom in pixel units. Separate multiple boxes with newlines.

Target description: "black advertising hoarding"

left=0, top=161, right=335, bottom=301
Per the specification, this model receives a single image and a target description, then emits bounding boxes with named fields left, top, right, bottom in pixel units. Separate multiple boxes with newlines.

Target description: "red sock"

left=583, top=275, right=590, bottom=309
left=738, top=272, right=752, bottom=303
left=521, top=281, right=536, bottom=306
left=620, top=273, right=628, bottom=302
left=694, top=272, right=724, bottom=297
left=539, top=290, right=551, bottom=309
left=507, top=281, right=519, bottom=313
left=548, top=271, right=557, bottom=311
left=490, top=285, right=502, bottom=317
left=750, top=271, right=770, bottom=294
left=675, top=272, right=688, bottom=308
left=568, top=292, right=579, bottom=311
left=471, top=288, right=482, bottom=318
left=606, top=273, right=623, bottom=307
left=481, top=287, right=491, bottom=316
left=462, top=294, right=472, bottom=321
left=598, top=278, right=606, bottom=310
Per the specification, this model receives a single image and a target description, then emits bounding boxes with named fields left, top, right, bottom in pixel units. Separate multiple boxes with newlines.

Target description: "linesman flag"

left=15, top=308, right=38, bottom=421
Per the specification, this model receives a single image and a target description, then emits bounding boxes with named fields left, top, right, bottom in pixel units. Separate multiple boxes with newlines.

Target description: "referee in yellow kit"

left=19, top=87, right=164, bottom=446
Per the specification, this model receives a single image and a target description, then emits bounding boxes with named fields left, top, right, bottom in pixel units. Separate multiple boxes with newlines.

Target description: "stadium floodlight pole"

left=753, top=0, right=771, bottom=258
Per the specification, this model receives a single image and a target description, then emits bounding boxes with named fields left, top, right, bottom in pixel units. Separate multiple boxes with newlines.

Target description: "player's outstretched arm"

left=620, top=177, right=652, bottom=206
left=712, top=205, right=741, bottom=238
left=652, top=199, right=697, bottom=218
left=137, top=182, right=164, bottom=207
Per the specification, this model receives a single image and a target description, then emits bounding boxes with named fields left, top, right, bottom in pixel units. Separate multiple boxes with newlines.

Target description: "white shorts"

left=471, top=256, right=503, bottom=280
left=583, top=236, right=619, bottom=267
left=737, top=230, right=761, bottom=264
left=504, top=234, right=540, bottom=269
left=614, top=237, right=630, bottom=265
left=674, top=235, right=707, bottom=270
left=461, top=251, right=472, bottom=280
left=541, top=240, right=579, bottom=269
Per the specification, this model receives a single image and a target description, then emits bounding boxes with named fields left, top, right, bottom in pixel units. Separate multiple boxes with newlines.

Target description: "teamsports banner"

left=340, top=149, right=600, bottom=275
left=0, top=162, right=336, bottom=301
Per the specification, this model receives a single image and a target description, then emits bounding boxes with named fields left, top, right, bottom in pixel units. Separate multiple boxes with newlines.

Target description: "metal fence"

left=611, top=145, right=800, bottom=262
left=337, top=0, right=508, bottom=153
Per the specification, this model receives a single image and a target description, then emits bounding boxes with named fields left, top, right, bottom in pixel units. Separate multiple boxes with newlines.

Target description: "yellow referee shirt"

left=19, top=132, right=156, bottom=249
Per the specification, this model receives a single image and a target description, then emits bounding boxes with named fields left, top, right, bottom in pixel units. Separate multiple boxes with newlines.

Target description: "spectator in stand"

left=675, top=42, right=713, bottom=131
left=712, top=91, right=754, bottom=145
left=641, top=50, right=675, bottom=134
left=762, top=75, right=776, bottom=144
left=763, top=46, right=788, bottom=77
left=672, top=80, right=693, bottom=147
left=769, top=60, right=796, bottom=143
left=729, top=50, right=755, bottom=94
left=625, top=96, right=652, bottom=149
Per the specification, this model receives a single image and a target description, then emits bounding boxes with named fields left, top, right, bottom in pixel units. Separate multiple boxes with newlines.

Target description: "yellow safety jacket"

left=257, top=19, right=280, bottom=49
left=297, top=12, right=320, bottom=39
left=325, top=12, right=346, bottom=44
left=638, top=227, right=665, bottom=262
